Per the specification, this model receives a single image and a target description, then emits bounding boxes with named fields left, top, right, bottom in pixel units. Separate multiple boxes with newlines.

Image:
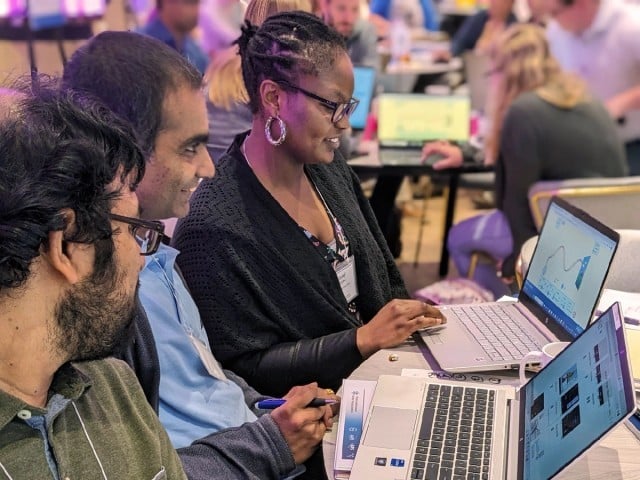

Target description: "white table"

left=322, top=340, right=640, bottom=479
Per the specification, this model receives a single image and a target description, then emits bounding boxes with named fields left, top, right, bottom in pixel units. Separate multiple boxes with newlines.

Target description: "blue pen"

left=255, top=398, right=338, bottom=409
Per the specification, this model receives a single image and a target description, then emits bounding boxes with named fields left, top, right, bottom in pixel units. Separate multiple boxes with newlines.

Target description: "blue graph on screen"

left=537, top=246, right=592, bottom=315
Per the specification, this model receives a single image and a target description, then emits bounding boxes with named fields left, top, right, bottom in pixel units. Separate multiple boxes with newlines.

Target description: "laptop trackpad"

left=363, top=406, right=417, bottom=450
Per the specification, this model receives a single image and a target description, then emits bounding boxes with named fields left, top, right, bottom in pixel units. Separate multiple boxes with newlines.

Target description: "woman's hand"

left=422, top=141, right=464, bottom=170
left=356, top=299, right=446, bottom=358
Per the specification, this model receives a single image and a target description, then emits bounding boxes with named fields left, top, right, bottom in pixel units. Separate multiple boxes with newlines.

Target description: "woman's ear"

left=259, top=79, right=283, bottom=117
left=41, top=210, right=92, bottom=285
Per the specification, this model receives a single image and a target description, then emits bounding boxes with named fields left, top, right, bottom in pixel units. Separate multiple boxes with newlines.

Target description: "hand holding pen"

left=268, top=382, right=339, bottom=465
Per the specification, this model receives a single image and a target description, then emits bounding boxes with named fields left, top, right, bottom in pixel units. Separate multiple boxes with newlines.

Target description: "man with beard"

left=141, top=0, right=209, bottom=74
left=323, top=0, right=379, bottom=70
left=63, top=31, right=336, bottom=480
left=0, top=84, right=186, bottom=478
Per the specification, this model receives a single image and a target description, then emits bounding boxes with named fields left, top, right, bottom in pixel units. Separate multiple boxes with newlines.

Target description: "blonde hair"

left=206, top=0, right=312, bottom=110
left=484, top=24, right=588, bottom=164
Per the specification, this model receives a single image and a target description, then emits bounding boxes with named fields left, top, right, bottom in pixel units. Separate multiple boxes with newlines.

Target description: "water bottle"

left=389, top=14, right=412, bottom=63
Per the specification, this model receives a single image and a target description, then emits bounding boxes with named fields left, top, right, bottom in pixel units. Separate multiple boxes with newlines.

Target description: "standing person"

left=546, top=0, right=640, bottom=174
left=141, top=0, right=209, bottom=74
left=422, top=24, right=626, bottom=296
left=63, top=31, right=335, bottom=480
left=206, top=0, right=312, bottom=163
left=174, top=11, right=445, bottom=398
left=0, top=84, right=186, bottom=479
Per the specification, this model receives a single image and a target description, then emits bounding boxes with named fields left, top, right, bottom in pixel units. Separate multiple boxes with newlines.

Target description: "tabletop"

left=322, top=339, right=640, bottom=479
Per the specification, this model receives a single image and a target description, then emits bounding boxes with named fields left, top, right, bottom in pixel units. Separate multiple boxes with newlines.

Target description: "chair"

left=528, top=176, right=640, bottom=231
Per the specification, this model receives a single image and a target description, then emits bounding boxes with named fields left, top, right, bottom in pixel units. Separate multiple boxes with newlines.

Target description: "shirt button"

left=17, top=409, right=32, bottom=420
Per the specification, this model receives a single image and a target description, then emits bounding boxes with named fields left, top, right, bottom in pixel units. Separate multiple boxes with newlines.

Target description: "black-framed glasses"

left=277, top=80, right=360, bottom=124
left=109, top=213, right=165, bottom=256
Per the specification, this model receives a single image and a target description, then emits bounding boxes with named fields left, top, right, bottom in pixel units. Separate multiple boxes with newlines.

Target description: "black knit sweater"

left=173, top=132, right=408, bottom=396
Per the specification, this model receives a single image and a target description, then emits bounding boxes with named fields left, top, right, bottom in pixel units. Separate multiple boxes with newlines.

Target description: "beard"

left=52, top=241, right=139, bottom=362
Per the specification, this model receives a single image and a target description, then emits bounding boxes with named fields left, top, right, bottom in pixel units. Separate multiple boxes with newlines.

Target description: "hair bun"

left=235, top=20, right=259, bottom=54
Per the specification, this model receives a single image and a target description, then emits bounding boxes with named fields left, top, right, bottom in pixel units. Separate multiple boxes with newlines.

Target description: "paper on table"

left=333, top=379, right=377, bottom=475
left=595, top=289, right=640, bottom=328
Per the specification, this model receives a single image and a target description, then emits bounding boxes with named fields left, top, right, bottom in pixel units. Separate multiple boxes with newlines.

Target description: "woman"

left=174, top=11, right=444, bottom=396
left=434, top=0, right=517, bottom=61
left=204, top=0, right=312, bottom=163
left=422, top=24, right=627, bottom=297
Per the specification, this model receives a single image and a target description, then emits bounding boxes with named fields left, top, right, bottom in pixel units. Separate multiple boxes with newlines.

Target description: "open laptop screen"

left=520, top=198, right=618, bottom=339
left=350, top=66, right=376, bottom=130
left=519, top=303, right=634, bottom=479
left=377, top=94, right=470, bottom=144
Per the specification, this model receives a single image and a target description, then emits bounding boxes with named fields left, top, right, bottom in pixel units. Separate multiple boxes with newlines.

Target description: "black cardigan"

left=173, top=132, right=409, bottom=396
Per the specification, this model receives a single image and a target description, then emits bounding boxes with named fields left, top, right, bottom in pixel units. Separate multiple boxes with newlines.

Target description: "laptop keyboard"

left=411, top=384, right=495, bottom=480
left=450, top=304, right=541, bottom=361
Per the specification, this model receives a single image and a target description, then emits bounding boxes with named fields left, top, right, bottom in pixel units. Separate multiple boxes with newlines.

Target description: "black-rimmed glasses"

left=277, top=80, right=360, bottom=124
left=109, top=213, right=165, bottom=256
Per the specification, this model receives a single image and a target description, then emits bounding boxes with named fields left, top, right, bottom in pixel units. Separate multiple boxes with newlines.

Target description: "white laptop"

left=377, top=94, right=470, bottom=166
left=423, top=197, right=619, bottom=373
left=350, top=302, right=635, bottom=479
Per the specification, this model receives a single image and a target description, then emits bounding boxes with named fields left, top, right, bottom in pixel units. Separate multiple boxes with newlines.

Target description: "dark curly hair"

left=236, top=11, right=347, bottom=113
left=62, top=31, right=202, bottom=159
left=0, top=78, right=145, bottom=292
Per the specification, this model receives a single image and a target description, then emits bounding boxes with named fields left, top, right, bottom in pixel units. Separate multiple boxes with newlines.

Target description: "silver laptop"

left=377, top=94, right=470, bottom=166
left=423, top=197, right=619, bottom=373
left=350, top=302, right=635, bottom=480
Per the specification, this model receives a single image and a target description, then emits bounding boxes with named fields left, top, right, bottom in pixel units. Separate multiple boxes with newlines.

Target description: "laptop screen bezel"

left=517, top=196, right=620, bottom=341
left=515, top=302, right=635, bottom=479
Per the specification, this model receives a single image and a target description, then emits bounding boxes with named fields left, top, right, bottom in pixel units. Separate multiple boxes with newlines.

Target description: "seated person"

left=141, top=0, right=209, bottom=74
left=206, top=0, right=312, bottom=163
left=369, top=0, right=439, bottom=34
left=323, top=0, right=380, bottom=71
left=63, top=31, right=334, bottom=479
left=174, top=12, right=446, bottom=397
left=434, top=0, right=517, bottom=60
left=422, top=24, right=627, bottom=297
left=0, top=83, right=185, bottom=478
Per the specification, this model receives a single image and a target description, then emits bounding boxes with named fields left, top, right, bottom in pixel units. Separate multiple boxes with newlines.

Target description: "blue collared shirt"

left=139, top=17, right=209, bottom=75
left=139, top=243, right=257, bottom=449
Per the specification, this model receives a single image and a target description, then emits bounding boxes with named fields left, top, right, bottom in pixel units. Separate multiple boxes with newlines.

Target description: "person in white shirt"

left=546, top=0, right=640, bottom=174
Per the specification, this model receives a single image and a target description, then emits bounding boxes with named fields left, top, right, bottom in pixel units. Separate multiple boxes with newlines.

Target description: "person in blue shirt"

left=63, top=30, right=335, bottom=480
left=140, top=0, right=209, bottom=74
left=369, top=0, right=439, bottom=32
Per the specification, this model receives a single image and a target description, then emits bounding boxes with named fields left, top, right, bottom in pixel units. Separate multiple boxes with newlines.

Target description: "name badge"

left=188, top=333, right=228, bottom=381
left=335, top=255, right=358, bottom=303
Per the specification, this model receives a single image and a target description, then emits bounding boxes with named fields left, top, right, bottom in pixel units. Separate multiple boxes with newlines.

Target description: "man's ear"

left=41, top=210, right=92, bottom=285
left=259, top=79, right=283, bottom=117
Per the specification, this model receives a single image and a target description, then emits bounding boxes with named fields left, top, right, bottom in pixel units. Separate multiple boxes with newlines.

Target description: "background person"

left=174, top=11, right=445, bottom=398
left=422, top=24, right=626, bottom=297
left=141, top=0, right=209, bottom=74
left=0, top=84, right=186, bottom=479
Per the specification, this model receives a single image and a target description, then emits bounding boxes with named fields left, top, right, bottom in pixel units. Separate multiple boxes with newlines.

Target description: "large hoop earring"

left=265, top=115, right=287, bottom=146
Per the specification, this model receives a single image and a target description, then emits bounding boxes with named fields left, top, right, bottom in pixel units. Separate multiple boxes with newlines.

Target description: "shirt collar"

left=144, top=17, right=179, bottom=50
left=143, top=242, right=180, bottom=277
left=581, top=0, right=620, bottom=39
left=0, top=363, right=91, bottom=431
